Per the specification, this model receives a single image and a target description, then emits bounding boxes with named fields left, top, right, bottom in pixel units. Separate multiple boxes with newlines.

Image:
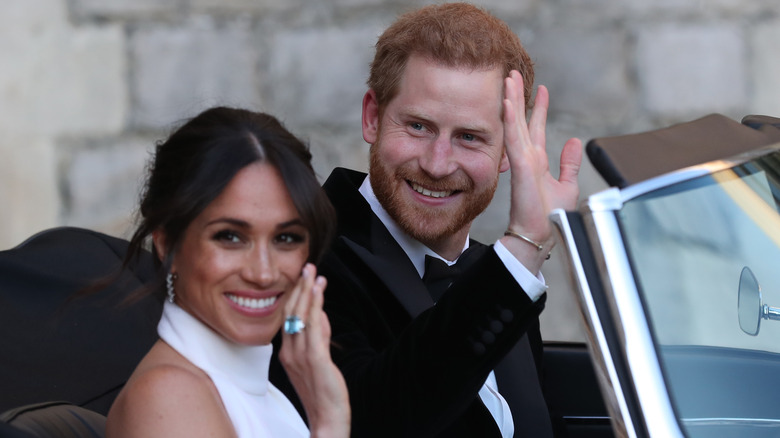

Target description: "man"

left=318, top=3, right=582, bottom=437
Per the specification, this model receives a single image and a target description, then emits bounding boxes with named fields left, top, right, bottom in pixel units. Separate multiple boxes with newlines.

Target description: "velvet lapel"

left=342, top=231, right=433, bottom=318
left=323, top=168, right=433, bottom=318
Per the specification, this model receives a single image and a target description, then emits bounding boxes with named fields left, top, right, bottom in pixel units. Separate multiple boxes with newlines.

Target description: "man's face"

left=365, top=55, right=509, bottom=249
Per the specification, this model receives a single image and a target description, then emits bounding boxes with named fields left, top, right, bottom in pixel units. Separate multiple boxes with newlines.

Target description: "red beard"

left=369, top=142, right=497, bottom=247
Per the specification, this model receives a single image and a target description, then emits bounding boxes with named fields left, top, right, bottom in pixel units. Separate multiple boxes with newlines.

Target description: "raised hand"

left=280, top=264, right=350, bottom=438
left=500, top=70, right=583, bottom=273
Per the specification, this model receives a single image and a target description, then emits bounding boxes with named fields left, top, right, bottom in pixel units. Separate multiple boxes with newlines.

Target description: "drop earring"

left=166, top=272, right=178, bottom=303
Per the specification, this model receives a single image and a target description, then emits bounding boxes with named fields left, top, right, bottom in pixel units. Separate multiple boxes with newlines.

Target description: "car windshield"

left=619, top=150, right=780, bottom=437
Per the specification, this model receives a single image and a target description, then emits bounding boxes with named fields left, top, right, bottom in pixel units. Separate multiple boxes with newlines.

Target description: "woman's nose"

left=244, top=245, right=278, bottom=286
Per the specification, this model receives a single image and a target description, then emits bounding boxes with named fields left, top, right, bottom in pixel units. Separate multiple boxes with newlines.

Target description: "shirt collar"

left=358, top=175, right=469, bottom=277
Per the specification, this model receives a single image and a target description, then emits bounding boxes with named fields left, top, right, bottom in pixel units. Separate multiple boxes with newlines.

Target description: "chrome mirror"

left=738, top=266, right=780, bottom=336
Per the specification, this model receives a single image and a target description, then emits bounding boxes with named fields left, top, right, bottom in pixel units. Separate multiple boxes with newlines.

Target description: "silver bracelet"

left=504, top=229, right=551, bottom=259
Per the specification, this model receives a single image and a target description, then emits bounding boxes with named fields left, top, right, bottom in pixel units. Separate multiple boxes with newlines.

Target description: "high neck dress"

left=157, top=302, right=309, bottom=438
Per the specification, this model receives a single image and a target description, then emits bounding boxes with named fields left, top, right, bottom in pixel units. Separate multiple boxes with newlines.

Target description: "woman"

left=105, top=107, right=349, bottom=437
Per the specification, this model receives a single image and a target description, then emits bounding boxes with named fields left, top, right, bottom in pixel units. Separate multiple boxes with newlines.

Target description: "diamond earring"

left=166, top=272, right=178, bottom=303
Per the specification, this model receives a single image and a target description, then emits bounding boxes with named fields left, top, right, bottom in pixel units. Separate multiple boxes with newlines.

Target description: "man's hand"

left=499, top=70, right=583, bottom=274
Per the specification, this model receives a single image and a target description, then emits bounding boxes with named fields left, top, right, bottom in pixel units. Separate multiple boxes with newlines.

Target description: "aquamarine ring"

left=284, top=315, right=306, bottom=334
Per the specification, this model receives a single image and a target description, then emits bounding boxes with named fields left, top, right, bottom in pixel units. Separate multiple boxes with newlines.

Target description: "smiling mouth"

left=226, top=293, right=279, bottom=310
left=410, top=182, right=455, bottom=198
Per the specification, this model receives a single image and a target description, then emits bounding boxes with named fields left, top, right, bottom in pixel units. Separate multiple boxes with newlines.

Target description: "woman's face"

left=167, top=162, right=309, bottom=345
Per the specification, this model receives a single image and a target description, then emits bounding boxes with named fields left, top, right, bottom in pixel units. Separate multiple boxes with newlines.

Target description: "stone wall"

left=2, top=0, right=779, bottom=340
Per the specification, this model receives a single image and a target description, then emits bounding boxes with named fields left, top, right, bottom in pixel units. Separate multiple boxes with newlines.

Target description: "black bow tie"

left=422, top=246, right=481, bottom=302
left=422, top=256, right=460, bottom=302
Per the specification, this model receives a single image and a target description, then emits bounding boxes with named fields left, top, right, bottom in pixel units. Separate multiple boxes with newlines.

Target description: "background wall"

left=2, top=0, right=780, bottom=340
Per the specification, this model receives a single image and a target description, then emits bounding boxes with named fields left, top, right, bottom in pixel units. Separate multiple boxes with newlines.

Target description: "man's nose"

left=419, top=136, right=455, bottom=179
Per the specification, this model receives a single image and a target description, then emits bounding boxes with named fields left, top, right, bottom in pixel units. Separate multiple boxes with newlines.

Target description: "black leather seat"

left=0, top=227, right=160, bottom=437
left=1, top=402, right=105, bottom=438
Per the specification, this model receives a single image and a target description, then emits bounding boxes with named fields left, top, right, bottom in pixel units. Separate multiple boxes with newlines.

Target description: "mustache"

left=395, top=166, right=473, bottom=192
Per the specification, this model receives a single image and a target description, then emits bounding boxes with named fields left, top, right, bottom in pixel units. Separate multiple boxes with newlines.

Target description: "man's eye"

left=410, top=122, right=424, bottom=131
left=462, top=133, right=475, bottom=141
left=213, top=230, right=241, bottom=243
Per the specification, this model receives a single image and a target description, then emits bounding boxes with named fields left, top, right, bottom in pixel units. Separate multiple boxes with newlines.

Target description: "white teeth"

left=411, top=182, right=452, bottom=198
left=227, top=294, right=277, bottom=310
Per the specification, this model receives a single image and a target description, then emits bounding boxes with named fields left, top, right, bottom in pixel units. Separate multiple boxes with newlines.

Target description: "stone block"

left=2, top=0, right=66, bottom=29
left=61, top=136, right=152, bottom=238
left=625, top=0, right=759, bottom=15
left=265, top=23, right=379, bottom=128
left=530, top=26, right=634, bottom=123
left=0, top=1, right=126, bottom=136
left=130, top=17, right=261, bottom=129
left=188, top=0, right=298, bottom=13
left=636, top=23, right=747, bottom=118
left=470, top=0, right=539, bottom=18
left=42, top=26, right=127, bottom=135
left=0, top=134, right=59, bottom=250
left=297, top=126, right=369, bottom=182
left=71, top=0, right=178, bottom=20
left=749, top=21, right=780, bottom=117
left=536, top=0, right=627, bottom=22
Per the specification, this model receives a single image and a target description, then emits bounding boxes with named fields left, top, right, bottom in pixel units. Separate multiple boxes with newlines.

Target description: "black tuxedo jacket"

left=318, top=168, right=553, bottom=437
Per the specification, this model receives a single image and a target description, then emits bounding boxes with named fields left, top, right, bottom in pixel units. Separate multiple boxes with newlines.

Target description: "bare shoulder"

left=106, top=343, right=235, bottom=438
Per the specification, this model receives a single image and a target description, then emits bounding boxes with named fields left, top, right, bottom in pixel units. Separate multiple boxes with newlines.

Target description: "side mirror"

left=738, top=267, right=762, bottom=336
left=738, top=266, right=780, bottom=336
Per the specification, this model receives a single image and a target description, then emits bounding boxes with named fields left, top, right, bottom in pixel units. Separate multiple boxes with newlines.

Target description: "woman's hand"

left=280, top=263, right=350, bottom=438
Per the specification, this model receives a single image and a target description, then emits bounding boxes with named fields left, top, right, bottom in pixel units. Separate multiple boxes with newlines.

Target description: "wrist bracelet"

left=504, top=229, right=543, bottom=251
left=504, top=229, right=551, bottom=260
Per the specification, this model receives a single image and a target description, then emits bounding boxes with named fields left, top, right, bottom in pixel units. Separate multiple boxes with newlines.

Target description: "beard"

left=369, top=142, right=498, bottom=247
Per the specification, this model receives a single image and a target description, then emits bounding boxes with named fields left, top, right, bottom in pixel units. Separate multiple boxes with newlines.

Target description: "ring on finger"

left=284, top=315, right=306, bottom=335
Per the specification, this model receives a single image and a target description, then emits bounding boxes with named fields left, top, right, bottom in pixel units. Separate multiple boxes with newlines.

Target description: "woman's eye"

left=275, top=233, right=305, bottom=245
left=213, top=230, right=241, bottom=244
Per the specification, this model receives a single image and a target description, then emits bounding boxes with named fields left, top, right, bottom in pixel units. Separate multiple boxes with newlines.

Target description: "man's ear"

left=499, top=150, right=510, bottom=173
left=151, top=230, right=169, bottom=263
left=362, top=89, right=380, bottom=144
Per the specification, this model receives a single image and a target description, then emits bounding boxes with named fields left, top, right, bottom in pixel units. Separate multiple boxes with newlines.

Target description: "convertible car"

left=2, top=113, right=779, bottom=437
left=551, top=113, right=780, bottom=437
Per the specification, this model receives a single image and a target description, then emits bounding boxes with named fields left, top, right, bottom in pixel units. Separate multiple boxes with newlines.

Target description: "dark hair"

left=125, top=106, right=335, bottom=300
left=369, top=3, right=534, bottom=113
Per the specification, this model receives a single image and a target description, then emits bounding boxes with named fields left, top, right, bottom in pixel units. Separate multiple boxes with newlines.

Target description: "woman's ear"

left=151, top=230, right=169, bottom=263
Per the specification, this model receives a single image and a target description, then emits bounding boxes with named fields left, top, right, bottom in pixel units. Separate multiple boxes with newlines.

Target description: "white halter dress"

left=157, top=302, right=310, bottom=438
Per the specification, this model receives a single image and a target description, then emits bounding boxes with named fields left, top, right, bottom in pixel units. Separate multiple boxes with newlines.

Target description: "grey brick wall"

left=2, top=0, right=779, bottom=340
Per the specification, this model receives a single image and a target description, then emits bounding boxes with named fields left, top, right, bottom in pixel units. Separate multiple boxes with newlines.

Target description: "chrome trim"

left=682, top=417, right=780, bottom=427
left=550, top=209, right=636, bottom=438
left=585, top=187, right=623, bottom=213
left=585, top=206, right=683, bottom=437
left=595, top=143, right=780, bottom=205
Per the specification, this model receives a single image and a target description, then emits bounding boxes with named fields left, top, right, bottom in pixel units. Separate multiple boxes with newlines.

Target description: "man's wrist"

left=493, top=240, right=547, bottom=302
left=503, top=229, right=551, bottom=260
